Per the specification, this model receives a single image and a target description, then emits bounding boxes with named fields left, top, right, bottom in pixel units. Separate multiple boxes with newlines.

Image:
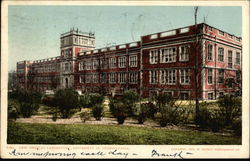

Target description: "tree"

left=10, top=90, right=42, bottom=118
left=8, top=99, right=20, bottom=120
left=54, top=88, right=79, bottom=118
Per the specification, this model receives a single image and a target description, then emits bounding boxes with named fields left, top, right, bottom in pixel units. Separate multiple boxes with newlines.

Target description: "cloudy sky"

left=8, top=5, right=242, bottom=71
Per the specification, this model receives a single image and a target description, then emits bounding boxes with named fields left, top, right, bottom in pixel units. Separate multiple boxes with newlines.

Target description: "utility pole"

left=194, top=6, right=200, bottom=125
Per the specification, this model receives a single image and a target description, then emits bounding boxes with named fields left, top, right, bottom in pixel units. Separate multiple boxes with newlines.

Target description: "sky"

left=8, top=6, right=242, bottom=71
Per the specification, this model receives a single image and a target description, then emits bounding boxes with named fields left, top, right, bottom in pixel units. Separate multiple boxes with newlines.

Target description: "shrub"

left=196, top=103, right=225, bottom=132
left=232, top=117, right=242, bottom=136
left=80, top=93, right=104, bottom=108
left=136, top=102, right=158, bottom=124
left=121, top=90, right=139, bottom=117
left=92, top=104, right=104, bottom=120
left=8, top=99, right=20, bottom=120
left=54, top=89, right=79, bottom=118
left=42, top=95, right=56, bottom=107
left=79, top=93, right=92, bottom=108
left=8, top=90, right=42, bottom=118
left=217, top=94, right=242, bottom=126
left=156, top=93, right=192, bottom=127
left=20, top=103, right=38, bottom=118
left=51, top=107, right=59, bottom=122
left=137, top=103, right=148, bottom=124
left=109, top=97, right=118, bottom=116
left=79, top=111, right=91, bottom=123
left=114, top=102, right=127, bottom=124
left=144, top=102, right=158, bottom=119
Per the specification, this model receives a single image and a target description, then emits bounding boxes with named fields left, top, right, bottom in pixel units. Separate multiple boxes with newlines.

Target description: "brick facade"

left=16, top=23, right=242, bottom=100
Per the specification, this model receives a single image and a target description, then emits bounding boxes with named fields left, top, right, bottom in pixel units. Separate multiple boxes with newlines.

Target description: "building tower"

left=60, top=28, right=95, bottom=88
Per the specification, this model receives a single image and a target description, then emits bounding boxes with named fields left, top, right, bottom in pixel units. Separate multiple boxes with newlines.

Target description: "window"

left=180, top=92, right=189, bottom=100
left=236, top=52, right=240, bottom=65
left=180, top=69, right=190, bottom=84
left=93, top=59, right=99, bottom=69
left=180, top=27, right=189, bottom=33
left=236, top=71, right=241, bottom=83
left=101, top=58, right=109, bottom=69
left=149, top=70, right=158, bottom=84
left=218, top=47, right=224, bottom=62
left=160, top=30, right=176, bottom=37
left=65, top=63, right=69, bottom=71
left=218, top=69, right=224, bottom=84
left=93, top=74, right=99, bottom=83
left=129, top=55, right=137, bottom=67
left=109, top=73, right=116, bottom=83
left=149, top=49, right=158, bottom=64
left=208, top=69, right=213, bottom=84
left=208, top=93, right=214, bottom=100
left=100, top=73, right=107, bottom=83
left=208, top=44, right=213, bottom=61
left=79, top=61, right=85, bottom=71
left=150, top=34, right=158, bottom=39
left=228, top=50, right=233, bottom=68
left=219, top=92, right=224, bottom=98
left=179, top=46, right=189, bottom=61
left=118, top=56, right=127, bottom=68
left=163, top=91, right=173, bottom=97
left=160, top=47, right=177, bottom=63
left=80, top=75, right=84, bottom=83
left=160, top=69, right=176, bottom=85
left=85, top=74, right=92, bottom=83
left=86, top=60, right=92, bottom=70
left=109, top=57, right=116, bottom=68
left=118, top=73, right=127, bottom=83
left=129, top=72, right=138, bottom=83
left=227, top=78, right=234, bottom=88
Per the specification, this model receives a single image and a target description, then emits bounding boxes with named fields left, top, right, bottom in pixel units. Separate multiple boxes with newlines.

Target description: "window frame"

left=207, top=44, right=213, bottom=61
left=179, top=46, right=189, bottom=62
left=208, top=68, right=213, bottom=84
left=149, top=49, right=158, bottom=64
left=179, top=69, right=190, bottom=85
left=218, top=47, right=224, bottom=62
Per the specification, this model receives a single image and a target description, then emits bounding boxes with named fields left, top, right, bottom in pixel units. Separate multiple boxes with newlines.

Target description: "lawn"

left=8, top=122, right=241, bottom=145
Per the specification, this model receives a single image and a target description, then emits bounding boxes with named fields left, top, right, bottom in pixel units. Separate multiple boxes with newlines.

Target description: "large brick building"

left=16, top=23, right=242, bottom=100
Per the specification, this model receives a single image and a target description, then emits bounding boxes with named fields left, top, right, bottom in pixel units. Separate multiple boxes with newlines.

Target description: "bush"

left=54, top=89, right=79, bottom=118
left=137, top=103, right=148, bottom=124
left=42, top=95, right=56, bottom=107
left=196, top=95, right=242, bottom=133
left=79, top=111, right=91, bottom=123
left=217, top=94, right=241, bottom=126
left=122, top=90, right=139, bottom=117
left=51, top=107, right=59, bottom=122
left=196, top=103, right=226, bottom=132
left=109, top=97, right=118, bottom=116
left=113, top=101, right=127, bottom=124
left=136, top=102, right=158, bottom=124
left=8, top=99, right=20, bottom=120
left=8, top=90, right=42, bottom=118
left=92, top=104, right=104, bottom=120
left=232, top=117, right=242, bottom=136
left=20, top=102, right=40, bottom=118
left=156, top=93, right=192, bottom=127
left=80, top=93, right=104, bottom=108
left=144, top=102, right=158, bottom=119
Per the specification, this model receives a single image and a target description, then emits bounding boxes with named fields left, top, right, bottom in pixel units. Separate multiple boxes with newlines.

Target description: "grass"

left=8, top=122, right=241, bottom=145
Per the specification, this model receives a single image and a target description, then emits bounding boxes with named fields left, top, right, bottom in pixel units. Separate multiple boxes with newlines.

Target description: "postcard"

left=1, top=0, right=249, bottom=159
